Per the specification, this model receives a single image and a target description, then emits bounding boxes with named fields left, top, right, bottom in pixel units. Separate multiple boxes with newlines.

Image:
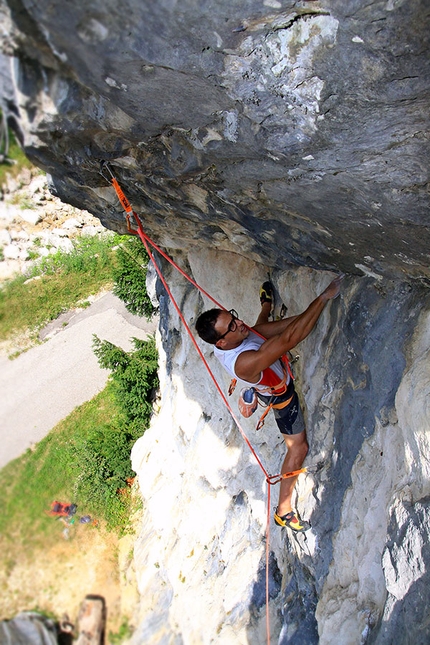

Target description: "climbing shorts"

left=257, top=390, right=305, bottom=435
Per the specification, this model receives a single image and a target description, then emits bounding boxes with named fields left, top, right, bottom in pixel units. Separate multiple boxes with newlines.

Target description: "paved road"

left=0, top=292, right=158, bottom=470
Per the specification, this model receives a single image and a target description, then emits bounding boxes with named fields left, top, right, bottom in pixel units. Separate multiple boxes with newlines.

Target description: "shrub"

left=72, top=418, right=136, bottom=528
left=76, top=335, right=159, bottom=528
left=92, top=335, right=159, bottom=438
left=109, top=619, right=133, bottom=645
left=112, top=236, right=155, bottom=319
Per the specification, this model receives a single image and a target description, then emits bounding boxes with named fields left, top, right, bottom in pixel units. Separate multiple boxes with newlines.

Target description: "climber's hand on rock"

left=322, top=274, right=344, bottom=301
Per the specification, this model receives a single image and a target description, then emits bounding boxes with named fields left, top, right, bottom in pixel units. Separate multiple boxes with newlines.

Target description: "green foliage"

left=0, top=387, right=115, bottom=542
left=112, top=236, right=155, bottom=320
left=72, top=421, right=135, bottom=528
left=0, top=383, right=145, bottom=539
left=92, top=335, right=159, bottom=438
left=59, top=335, right=160, bottom=528
left=109, top=618, right=133, bottom=644
left=0, top=234, right=120, bottom=340
left=29, top=232, right=120, bottom=278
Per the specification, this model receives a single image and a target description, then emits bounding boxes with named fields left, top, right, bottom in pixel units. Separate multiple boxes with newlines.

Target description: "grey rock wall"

left=1, top=0, right=429, bottom=643
left=130, top=255, right=429, bottom=644
left=0, top=0, right=428, bottom=282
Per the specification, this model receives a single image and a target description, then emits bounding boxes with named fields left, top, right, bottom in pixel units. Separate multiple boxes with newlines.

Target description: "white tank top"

left=213, top=331, right=288, bottom=392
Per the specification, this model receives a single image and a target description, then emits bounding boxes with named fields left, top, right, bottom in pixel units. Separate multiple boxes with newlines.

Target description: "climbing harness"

left=100, top=162, right=313, bottom=645
left=229, top=353, right=294, bottom=430
left=256, top=391, right=295, bottom=431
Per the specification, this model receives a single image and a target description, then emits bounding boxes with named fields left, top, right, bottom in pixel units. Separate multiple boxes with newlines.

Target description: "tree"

left=113, top=236, right=155, bottom=319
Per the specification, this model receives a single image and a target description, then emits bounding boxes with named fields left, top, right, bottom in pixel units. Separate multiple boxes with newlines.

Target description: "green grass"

left=0, top=384, right=135, bottom=552
left=0, top=234, right=121, bottom=341
left=109, top=618, right=134, bottom=644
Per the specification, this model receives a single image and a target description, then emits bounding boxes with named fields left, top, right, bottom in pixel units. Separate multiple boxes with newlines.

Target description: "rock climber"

left=195, top=274, right=343, bottom=531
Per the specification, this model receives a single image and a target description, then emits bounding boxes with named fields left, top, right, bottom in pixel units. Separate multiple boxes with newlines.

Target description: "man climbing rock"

left=195, top=275, right=343, bottom=532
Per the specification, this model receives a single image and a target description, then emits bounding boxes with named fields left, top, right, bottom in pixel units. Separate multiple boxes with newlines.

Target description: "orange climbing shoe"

left=274, top=509, right=310, bottom=532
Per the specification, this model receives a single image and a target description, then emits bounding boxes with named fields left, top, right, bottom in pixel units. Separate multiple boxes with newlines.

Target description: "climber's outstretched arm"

left=236, top=275, right=343, bottom=383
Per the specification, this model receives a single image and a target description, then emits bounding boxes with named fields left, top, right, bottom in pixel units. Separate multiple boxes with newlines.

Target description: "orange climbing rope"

left=102, top=164, right=308, bottom=644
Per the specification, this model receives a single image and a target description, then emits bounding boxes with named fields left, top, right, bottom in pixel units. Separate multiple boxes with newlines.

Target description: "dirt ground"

left=0, top=514, right=141, bottom=641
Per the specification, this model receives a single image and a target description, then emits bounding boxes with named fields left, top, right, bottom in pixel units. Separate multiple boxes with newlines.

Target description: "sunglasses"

left=217, top=309, right=239, bottom=340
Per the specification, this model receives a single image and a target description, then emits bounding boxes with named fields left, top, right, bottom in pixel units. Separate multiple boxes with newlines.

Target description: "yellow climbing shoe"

left=260, top=281, right=274, bottom=305
left=274, top=510, right=310, bottom=532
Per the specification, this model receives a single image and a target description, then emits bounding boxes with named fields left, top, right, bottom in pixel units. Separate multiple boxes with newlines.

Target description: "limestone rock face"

left=1, top=0, right=429, bottom=643
left=129, top=254, right=429, bottom=645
